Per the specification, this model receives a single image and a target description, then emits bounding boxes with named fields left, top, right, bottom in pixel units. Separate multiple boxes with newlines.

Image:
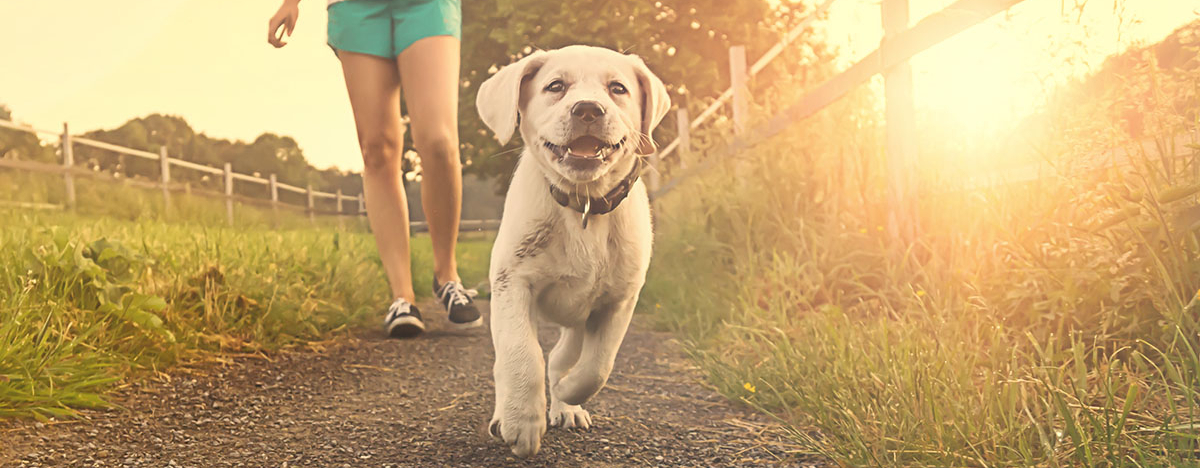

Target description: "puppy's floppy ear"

left=629, top=55, right=671, bottom=155
left=475, top=50, right=549, bottom=146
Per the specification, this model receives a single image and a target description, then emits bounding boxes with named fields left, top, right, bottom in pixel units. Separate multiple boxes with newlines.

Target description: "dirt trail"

left=2, top=301, right=822, bottom=467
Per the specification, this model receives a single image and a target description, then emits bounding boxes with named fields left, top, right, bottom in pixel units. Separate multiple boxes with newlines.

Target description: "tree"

left=0, top=104, right=57, bottom=163
left=458, top=0, right=833, bottom=187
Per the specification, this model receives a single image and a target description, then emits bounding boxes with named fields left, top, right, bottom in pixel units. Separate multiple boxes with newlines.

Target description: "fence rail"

left=646, top=0, right=1028, bottom=241
left=0, top=118, right=500, bottom=232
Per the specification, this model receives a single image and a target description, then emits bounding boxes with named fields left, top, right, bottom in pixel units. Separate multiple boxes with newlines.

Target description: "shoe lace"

left=440, top=282, right=471, bottom=307
left=388, top=298, right=410, bottom=316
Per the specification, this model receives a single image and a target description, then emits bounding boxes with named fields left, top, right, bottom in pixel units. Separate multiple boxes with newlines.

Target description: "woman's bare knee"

left=413, top=133, right=459, bottom=169
left=359, top=132, right=403, bottom=172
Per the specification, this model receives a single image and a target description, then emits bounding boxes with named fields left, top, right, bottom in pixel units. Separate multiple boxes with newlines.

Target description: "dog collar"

left=548, top=157, right=644, bottom=229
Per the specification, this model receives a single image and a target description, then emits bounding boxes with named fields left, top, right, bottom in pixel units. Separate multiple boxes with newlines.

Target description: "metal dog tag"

left=581, top=200, right=591, bottom=229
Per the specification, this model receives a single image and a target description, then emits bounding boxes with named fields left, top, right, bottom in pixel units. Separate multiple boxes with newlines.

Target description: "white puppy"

left=475, top=45, right=670, bottom=458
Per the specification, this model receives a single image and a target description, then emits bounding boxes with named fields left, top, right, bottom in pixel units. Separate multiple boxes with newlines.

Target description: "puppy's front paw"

left=549, top=400, right=592, bottom=430
left=491, top=409, right=546, bottom=458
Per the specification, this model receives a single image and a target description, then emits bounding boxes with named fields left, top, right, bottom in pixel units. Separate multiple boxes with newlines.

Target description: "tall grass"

left=0, top=179, right=492, bottom=420
left=642, top=48, right=1200, bottom=466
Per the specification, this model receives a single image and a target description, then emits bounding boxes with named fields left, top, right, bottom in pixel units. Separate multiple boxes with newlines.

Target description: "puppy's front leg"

left=552, top=295, right=638, bottom=406
left=488, top=281, right=546, bottom=458
left=548, top=327, right=591, bottom=429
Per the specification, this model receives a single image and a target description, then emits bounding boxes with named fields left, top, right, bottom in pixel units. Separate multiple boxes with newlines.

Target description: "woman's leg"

left=338, top=50, right=416, bottom=303
left=397, top=35, right=463, bottom=285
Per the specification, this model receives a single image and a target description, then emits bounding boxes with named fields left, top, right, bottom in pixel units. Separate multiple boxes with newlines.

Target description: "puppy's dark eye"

left=609, top=82, right=628, bottom=95
left=544, top=80, right=565, bottom=92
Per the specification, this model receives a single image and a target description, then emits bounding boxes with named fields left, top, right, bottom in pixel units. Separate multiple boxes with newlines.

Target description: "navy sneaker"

left=433, top=278, right=483, bottom=329
left=383, top=298, right=425, bottom=338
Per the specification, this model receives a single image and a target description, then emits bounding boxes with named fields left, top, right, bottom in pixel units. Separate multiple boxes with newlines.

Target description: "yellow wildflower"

left=743, top=382, right=756, bottom=393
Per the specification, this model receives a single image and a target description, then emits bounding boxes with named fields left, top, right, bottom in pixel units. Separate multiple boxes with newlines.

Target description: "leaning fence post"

left=882, top=0, right=917, bottom=242
left=729, top=45, right=749, bottom=179
left=335, top=189, right=345, bottom=230
left=675, top=107, right=691, bottom=169
left=269, top=173, right=279, bottom=210
left=306, top=184, right=315, bottom=223
left=223, top=163, right=234, bottom=226
left=60, top=123, right=76, bottom=209
left=645, top=152, right=661, bottom=202
left=729, top=45, right=749, bottom=136
left=159, top=146, right=171, bottom=216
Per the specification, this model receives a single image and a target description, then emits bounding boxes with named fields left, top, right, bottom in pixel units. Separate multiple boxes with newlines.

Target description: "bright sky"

left=823, top=0, right=1200, bottom=136
left=0, top=1, right=1196, bottom=172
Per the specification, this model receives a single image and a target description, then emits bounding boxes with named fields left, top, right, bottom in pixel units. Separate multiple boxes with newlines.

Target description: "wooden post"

left=269, top=173, right=279, bottom=213
left=729, top=45, right=750, bottom=179
left=882, top=0, right=918, bottom=242
left=645, top=152, right=661, bottom=198
left=675, top=107, right=691, bottom=169
left=335, top=189, right=345, bottom=230
left=306, top=184, right=315, bottom=223
left=223, top=163, right=234, bottom=226
left=729, top=45, right=749, bottom=135
left=60, top=123, right=76, bottom=209
left=159, top=146, right=171, bottom=215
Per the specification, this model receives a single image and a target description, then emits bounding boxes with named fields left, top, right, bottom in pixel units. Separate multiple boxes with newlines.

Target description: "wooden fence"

left=0, top=118, right=499, bottom=232
left=5, top=0, right=1064, bottom=238
left=645, top=0, right=1026, bottom=241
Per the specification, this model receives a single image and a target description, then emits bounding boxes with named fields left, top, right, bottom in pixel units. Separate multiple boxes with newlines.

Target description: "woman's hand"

left=267, top=0, right=301, bottom=48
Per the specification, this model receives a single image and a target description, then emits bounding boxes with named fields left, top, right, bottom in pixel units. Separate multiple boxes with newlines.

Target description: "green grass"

left=640, top=69, right=1200, bottom=465
left=0, top=175, right=492, bottom=420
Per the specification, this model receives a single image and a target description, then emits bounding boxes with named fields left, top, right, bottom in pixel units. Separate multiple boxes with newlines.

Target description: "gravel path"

left=1, top=301, right=822, bottom=467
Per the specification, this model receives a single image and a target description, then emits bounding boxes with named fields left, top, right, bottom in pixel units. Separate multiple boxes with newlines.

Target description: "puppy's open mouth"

left=543, top=136, right=625, bottom=169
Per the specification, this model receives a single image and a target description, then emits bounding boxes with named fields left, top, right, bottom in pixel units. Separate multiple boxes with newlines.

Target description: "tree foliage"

left=2, top=0, right=836, bottom=194
left=0, top=105, right=57, bottom=163
left=459, top=0, right=834, bottom=184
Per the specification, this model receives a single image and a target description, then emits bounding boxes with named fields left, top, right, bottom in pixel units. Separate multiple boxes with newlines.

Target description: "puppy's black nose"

left=571, top=101, right=605, bottom=123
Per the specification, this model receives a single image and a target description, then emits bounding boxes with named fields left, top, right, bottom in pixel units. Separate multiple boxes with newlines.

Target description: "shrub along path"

left=1, top=301, right=823, bottom=468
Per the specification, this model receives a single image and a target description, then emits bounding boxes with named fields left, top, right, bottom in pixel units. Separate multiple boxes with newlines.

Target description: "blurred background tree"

left=459, top=0, right=834, bottom=186
left=0, top=104, right=57, bottom=163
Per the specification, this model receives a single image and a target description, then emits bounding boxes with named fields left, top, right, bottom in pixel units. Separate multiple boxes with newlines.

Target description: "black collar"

left=548, top=157, right=644, bottom=228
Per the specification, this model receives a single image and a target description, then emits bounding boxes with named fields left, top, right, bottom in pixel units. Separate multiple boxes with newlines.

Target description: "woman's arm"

left=267, top=0, right=301, bottom=48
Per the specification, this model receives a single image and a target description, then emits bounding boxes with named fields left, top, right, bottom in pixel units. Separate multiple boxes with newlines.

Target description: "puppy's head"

left=477, top=46, right=670, bottom=184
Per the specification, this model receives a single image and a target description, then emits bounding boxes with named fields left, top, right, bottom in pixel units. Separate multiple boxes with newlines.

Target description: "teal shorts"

left=327, top=0, right=461, bottom=58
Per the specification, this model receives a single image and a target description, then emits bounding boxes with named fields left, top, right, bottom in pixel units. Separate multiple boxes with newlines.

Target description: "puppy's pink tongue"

left=567, top=136, right=603, bottom=157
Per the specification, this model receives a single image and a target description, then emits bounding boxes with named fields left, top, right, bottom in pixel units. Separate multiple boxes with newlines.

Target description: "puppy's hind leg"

left=551, top=297, right=637, bottom=406
left=547, top=326, right=591, bottom=429
left=488, top=283, right=547, bottom=458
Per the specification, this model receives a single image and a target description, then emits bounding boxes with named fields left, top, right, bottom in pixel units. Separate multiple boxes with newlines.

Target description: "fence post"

left=675, top=107, right=691, bottom=169
left=729, top=45, right=749, bottom=136
left=729, top=45, right=749, bottom=179
left=60, top=123, right=76, bottom=209
left=645, top=152, right=661, bottom=200
left=335, top=189, right=345, bottom=230
left=223, top=163, right=234, bottom=226
left=269, top=173, right=279, bottom=210
left=306, top=184, right=315, bottom=223
left=882, top=0, right=917, bottom=242
left=159, top=146, right=171, bottom=215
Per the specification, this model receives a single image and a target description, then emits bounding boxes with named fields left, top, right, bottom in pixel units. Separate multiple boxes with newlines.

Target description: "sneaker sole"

left=387, top=315, right=426, bottom=338
left=445, top=316, right=484, bottom=330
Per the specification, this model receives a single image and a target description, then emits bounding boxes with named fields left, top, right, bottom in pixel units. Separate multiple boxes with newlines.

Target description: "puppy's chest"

left=526, top=225, right=632, bottom=318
